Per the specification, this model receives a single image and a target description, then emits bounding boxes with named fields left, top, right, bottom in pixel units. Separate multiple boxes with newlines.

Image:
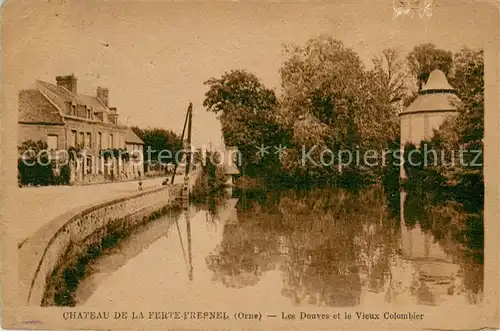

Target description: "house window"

left=78, top=132, right=84, bottom=147
left=72, top=105, right=77, bottom=116
left=77, top=105, right=86, bottom=117
left=71, top=130, right=77, bottom=146
left=65, top=102, right=72, bottom=115
left=86, top=133, right=92, bottom=149
left=97, top=156, right=102, bottom=174
left=47, top=134, right=58, bottom=150
left=98, top=132, right=102, bottom=150
left=87, top=109, right=91, bottom=119
left=86, top=156, right=92, bottom=174
left=109, top=133, right=114, bottom=149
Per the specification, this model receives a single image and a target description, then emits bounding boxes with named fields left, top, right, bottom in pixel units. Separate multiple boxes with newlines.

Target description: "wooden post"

left=171, top=103, right=192, bottom=185
left=183, top=104, right=193, bottom=206
left=185, top=105, right=193, bottom=178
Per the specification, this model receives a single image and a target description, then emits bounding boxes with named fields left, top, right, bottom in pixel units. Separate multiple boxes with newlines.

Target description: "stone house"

left=124, top=128, right=145, bottom=179
left=18, top=74, right=144, bottom=184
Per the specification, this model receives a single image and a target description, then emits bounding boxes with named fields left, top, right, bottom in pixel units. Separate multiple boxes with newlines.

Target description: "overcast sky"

left=2, top=0, right=495, bottom=148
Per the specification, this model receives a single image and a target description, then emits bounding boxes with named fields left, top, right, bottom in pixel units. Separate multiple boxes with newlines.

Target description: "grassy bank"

left=42, top=204, right=182, bottom=307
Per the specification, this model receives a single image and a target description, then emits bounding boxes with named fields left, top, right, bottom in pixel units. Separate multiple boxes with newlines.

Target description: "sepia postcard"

left=1, top=0, right=500, bottom=329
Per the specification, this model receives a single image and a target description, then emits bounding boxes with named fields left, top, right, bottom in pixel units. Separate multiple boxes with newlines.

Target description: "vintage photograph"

left=1, top=0, right=498, bottom=329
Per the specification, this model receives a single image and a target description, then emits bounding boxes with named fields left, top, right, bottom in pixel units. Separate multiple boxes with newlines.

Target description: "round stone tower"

left=399, top=70, right=460, bottom=179
left=400, top=69, right=460, bottom=146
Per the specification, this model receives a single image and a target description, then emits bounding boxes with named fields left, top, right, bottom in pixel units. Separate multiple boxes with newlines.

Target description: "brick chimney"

left=96, top=87, right=109, bottom=106
left=56, top=74, right=77, bottom=94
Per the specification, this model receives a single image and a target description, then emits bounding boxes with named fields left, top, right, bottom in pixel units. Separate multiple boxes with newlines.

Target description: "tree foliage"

left=279, top=37, right=366, bottom=150
left=204, top=37, right=484, bottom=202
left=430, top=47, right=484, bottom=179
left=369, top=48, right=408, bottom=107
left=191, top=150, right=228, bottom=203
left=451, top=48, right=484, bottom=149
left=203, top=70, right=283, bottom=175
left=407, top=43, right=453, bottom=90
left=367, top=47, right=408, bottom=140
left=204, top=69, right=278, bottom=116
left=276, top=37, right=400, bottom=187
left=17, top=140, right=70, bottom=186
left=131, top=126, right=182, bottom=165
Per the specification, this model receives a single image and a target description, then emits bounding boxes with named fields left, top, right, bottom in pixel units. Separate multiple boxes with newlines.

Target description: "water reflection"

left=79, top=187, right=483, bottom=308
left=395, top=191, right=484, bottom=306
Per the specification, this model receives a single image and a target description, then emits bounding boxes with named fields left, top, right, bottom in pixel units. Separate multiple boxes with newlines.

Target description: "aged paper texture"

left=1, top=0, right=499, bottom=329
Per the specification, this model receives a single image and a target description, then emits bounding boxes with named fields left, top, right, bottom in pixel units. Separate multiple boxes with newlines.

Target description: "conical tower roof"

left=401, top=69, right=460, bottom=115
left=421, top=69, right=455, bottom=92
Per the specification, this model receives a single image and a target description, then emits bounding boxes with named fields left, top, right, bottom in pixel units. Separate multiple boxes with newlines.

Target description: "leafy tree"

left=19, top=139, right=49, bottom=158
left=203, top=70, right=283, bottom=175
left=279, top=36, right=365, bottom=149
left=18, top=140, right=54, bottom=186
left=369, top=48, right=407, bottom=132
left=204, top=69, right=278, bottom=116
left=369, top=48, right=409, bottom=110
left=191, top=150, right=228, bottom=203
left=451, top=48, right=484, bottom=151
left=427, top=48, right=484, bottom=212
left=407, top=43, right=453, bottom=90
left=278, top=36, right=394, bottom=188
left=449, top=48, right=484, bottom=214
left=131, top=127, right=182, bottom=167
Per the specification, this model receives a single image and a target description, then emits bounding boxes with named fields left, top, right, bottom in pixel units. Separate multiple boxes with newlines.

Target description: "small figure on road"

left=138, top=176, right=143, bottom=191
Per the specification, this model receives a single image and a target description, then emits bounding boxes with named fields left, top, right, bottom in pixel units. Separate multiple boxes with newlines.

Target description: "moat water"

left=75, top=189, right=483, bottom=310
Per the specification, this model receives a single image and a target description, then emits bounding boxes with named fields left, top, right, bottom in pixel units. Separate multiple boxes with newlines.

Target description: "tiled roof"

left=421, top=70, right=455, bottom=92
left=37, top=80, right=82, bottom=112
left=403, top=93, right=460, bottom=114
left=125, top=128, right=144, bottom=144
left=37, top=80, right=110, bottom=114
left=402, top=69, right=460, bottom=115
left=18, top=89, right=64, bottom=124
left=77, top=94, right=108, bottom=113
left=22, top=78, right=128, bottom=128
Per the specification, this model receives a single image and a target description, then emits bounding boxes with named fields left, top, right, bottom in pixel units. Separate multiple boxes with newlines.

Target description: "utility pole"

left=185, top=104, right=193, bottom=178
left=181, top=104, right=192, bottom=207
left=185, top=103, right=193, bottom=281
left=170, top=103, right=192, bottom=184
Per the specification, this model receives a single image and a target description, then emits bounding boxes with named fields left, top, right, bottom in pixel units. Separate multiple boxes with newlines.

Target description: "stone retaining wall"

left=18, top=185, right=177, bottom=306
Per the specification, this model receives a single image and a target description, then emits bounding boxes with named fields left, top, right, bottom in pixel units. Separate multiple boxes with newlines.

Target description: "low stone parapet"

left=17, top=185, right=176, bottom=307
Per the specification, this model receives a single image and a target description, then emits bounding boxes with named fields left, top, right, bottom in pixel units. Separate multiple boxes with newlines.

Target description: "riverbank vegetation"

left=191, top=150, right=229, bottom=204
left=43, top=204, right=182, bottom=306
